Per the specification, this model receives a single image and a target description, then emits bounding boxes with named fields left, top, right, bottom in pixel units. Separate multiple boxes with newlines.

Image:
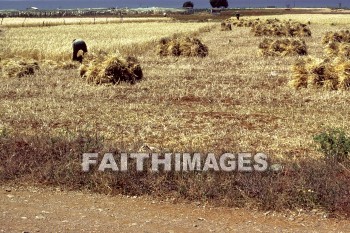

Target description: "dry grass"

left=0, top=14, right=350, bottom=214
left=258, top=38, right=307, bottom=56
left=1, top=133, right=349, bottom=214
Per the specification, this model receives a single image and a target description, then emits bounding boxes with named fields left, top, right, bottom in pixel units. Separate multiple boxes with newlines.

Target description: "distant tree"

left=210, top=0, right=229, bottom=8
left=183, top=1, right=194, bottom=8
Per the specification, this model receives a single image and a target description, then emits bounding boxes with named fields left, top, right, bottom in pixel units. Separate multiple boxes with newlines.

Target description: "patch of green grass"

left=314, top=128, right=350, bottom=163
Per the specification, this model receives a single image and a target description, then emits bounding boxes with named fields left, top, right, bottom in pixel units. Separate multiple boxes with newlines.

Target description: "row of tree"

left=183, top=0, right=229, bottom=8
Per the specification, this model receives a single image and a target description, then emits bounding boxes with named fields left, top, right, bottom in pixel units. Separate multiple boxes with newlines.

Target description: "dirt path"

left=0, top=186, right=349, bottom=233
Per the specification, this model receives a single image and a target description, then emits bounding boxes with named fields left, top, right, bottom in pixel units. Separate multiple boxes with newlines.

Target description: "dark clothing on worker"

left=72, top=39, right=88, bottom=63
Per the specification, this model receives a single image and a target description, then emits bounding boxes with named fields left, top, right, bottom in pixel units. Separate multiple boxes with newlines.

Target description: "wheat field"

left=0, top=21, right=213, bottom=60
left=246, top=14, right=350, bottom=25
left=0, top=17, right=171, bottom=27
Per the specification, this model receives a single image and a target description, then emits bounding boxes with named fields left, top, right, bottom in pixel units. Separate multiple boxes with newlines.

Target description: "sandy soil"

left=1, top=186, right=349, bottom=233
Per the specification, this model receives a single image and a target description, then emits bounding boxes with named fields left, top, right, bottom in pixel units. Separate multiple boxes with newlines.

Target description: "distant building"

left=183, top=7, right=194, bottom=14
left=211, top=8, right=222, bottom=15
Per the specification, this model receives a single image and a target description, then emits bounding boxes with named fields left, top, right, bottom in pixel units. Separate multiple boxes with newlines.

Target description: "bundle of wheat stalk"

left=258, top=38, right=307, bottom=56
left=80, top=54, right=143, bottom=85
left=325, top=42, right=350, bottom=59
left=265, top=18, right=281, bottom=24
left=228, top=18, right=261, bottom=27
left=252, top=20, right=311, bottom=37
left=290, top=56, right=350, bottom=90
left=322, top=30, right=350, bottom=44
left=334, top=58, right=350, bottom=90
left=220, top=22, right=232, bottom=31
left=0, top=59, right=40, bottom=78
left=157, top=36, right=208, bottom=57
